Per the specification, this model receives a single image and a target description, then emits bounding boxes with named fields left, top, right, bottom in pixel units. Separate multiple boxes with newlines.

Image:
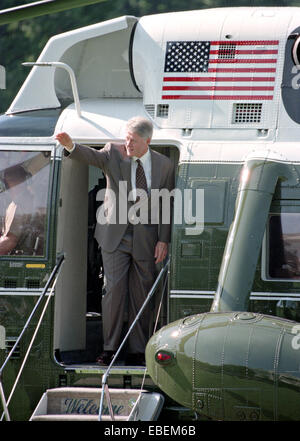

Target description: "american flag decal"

left=162, top=40, right=279, bottom=100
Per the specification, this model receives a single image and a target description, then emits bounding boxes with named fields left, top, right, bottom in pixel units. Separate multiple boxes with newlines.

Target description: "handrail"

left=0, top=253, right=65, bottom=421
left=1, top=271, right=60, bottom=421
left=22, top=62, right=81, bottom=118
left=98, top=258, right=169, bottom=421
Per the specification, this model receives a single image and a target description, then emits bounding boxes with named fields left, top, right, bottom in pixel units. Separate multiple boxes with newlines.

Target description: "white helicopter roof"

left=6, top=6, right=300, bottom=150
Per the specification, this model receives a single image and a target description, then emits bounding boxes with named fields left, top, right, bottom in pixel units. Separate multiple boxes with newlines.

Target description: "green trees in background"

left=0, top=0, right=295, bottom=113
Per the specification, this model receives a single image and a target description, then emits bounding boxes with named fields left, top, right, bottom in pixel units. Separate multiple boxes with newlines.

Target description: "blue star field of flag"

left=164, top=41, right=211, bottom=73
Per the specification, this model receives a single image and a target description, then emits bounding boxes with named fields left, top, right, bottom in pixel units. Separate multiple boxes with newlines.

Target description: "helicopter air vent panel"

left=232, top=103, right=263, bottom=124
left=4, top=278, right=17, bottom=289
left=157, top=104, right=169, bottom=118
left=6, top=338, right=21, bottom=359
left=144, top=104, right=155, bottom=119
left=26, top=279, right=40, bottom=289
left=218, top=43, right=236, bottom=59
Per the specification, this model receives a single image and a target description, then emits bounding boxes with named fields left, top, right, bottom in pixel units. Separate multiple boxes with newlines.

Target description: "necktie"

left=135, top=159, right=148, bottom=195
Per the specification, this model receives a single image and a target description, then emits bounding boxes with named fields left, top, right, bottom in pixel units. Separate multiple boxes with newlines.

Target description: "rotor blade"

left=0, top=0, right=107, bottom=25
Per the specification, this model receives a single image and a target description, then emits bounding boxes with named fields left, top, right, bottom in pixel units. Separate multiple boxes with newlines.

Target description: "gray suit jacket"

left=66, top=142, right=175, bottom=259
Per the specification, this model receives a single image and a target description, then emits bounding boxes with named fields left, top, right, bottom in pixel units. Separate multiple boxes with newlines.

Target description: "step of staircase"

left=30, top=387, right=164, bottom=421
left=31, top=414, right=128, bottom=421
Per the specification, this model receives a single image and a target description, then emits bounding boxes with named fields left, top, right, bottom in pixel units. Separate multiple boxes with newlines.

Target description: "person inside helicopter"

left=0, top=164, right=33, bottom=255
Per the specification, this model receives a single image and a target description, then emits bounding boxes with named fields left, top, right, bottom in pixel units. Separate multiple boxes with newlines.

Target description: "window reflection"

left=269, top=214, right=300, bottom=279
left=0, top=151, right=51, bottom=256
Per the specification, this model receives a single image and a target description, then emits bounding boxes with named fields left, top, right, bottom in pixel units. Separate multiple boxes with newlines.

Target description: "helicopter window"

left=292, top=35, right=300, bottom=66
left=0, top=151, right=51, bottom=257
left=268, top=213, right=300, bottom=280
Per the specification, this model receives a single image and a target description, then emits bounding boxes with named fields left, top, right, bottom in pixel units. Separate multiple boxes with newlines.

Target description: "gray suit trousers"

left=101, top=224, right=157, bottom=354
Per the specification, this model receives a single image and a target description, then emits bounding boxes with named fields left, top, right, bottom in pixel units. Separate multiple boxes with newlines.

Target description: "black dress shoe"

left=126, top=353, right=145, bottom=366
left=96, top=351, right=115, bottom=366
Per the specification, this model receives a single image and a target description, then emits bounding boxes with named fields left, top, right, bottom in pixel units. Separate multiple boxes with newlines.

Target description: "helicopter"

left=1, top=4, right=300, bottom=422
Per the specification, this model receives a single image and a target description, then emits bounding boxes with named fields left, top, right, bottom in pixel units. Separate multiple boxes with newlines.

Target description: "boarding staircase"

left=28, top=255, right=167, bottom=421
left=30, top=387, right=164, bottom=421
left=0, top=256, right=168, bottom=421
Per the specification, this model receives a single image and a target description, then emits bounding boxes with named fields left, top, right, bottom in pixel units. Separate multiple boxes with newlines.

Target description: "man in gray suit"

left=56, top=117, right=175, bottom=366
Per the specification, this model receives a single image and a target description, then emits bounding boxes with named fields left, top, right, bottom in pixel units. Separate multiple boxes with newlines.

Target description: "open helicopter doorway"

left=53, top=144, right=179, bottom=367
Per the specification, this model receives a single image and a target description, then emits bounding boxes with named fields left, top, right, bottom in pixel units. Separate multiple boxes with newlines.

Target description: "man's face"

left=125, top=130, right=150, bottom=158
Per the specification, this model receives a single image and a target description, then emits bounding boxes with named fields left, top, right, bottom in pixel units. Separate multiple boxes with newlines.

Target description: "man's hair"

left=126, top=116, right=153, bottom=141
